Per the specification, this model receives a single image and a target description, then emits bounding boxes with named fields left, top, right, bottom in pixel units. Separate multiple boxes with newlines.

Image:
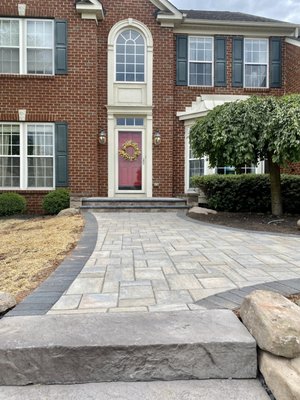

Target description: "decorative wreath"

left=119, top=140, right=141, bottom=162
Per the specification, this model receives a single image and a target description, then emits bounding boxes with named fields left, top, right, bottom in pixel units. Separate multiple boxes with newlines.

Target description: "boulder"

left=57, top=208, right=80, bottom=217
left=240, top=290, right=300, bottom=358
left=0, top=292, right=16, bottom=313
left=189, top=206, right=217, bottom=216
left=259, top=351, right=300, bottom=400
left=297, top=219, right=300, bottom=230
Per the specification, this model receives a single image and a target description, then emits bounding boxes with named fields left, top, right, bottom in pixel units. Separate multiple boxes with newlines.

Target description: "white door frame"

left=107, top=113, right=153, bottom=198
left=115, top=128, right=145, bottom=194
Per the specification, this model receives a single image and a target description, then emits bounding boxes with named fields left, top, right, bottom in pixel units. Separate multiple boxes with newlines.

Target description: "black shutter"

left=270, top=37, right=282, bottom=88
left=55, top=122, right=68, bottom=187
left=55, top=20, right=68, bottom=75
left=232, top=37, right=244, bottom=87
left=176, top=35, right=188, bottom=86
left=215, top=36, right=227, bottom=87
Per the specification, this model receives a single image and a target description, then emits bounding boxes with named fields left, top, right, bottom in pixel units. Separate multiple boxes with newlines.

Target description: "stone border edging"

left=5, top=211, right=98, bottom=317
left=195, top=278, right=300, bottom=310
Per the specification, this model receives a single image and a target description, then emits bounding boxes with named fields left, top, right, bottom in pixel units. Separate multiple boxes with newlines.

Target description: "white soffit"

left=177, top=94, right=249, bottom=121
left=149, top=0, right=183, bottom=26
left=76, top=0, right=104, bottom=21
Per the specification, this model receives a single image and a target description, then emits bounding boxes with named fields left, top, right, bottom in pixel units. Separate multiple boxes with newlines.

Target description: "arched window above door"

left=116, top=29, right=145, bottom=82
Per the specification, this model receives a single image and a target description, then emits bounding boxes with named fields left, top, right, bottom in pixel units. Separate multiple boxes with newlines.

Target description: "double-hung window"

left=0, top=123, right=55, bottom=189
left=244, top=38, right=268, bottom=88
left=189, top=37, right=213, bottom=86
left=0, top=18, right=54, bottom=75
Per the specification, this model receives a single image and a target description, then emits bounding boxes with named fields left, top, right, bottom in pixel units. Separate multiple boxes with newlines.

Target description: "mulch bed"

left=189, top=211, right=300, bottom=235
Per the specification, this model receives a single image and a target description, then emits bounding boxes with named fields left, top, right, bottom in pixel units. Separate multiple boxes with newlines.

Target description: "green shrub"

left=42, top=189, right=70, bottom=215
left=191, top=174, right=300, bottom=214
left=0, top=193, right=26, bottom=216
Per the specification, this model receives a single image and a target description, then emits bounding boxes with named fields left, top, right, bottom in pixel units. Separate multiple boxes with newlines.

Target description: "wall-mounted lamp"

left=153, top=130, right=161, bottom=146
left=99, top=129, right=107, bottom=145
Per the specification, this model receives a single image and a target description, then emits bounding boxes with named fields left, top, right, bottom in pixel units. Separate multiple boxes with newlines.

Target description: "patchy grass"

left=0, top=215, right=84, bottom=302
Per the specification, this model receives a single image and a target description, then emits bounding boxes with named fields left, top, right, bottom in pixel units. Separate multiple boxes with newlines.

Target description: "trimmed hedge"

left=42, top=189, right=70, bottom=215
left=0, top=193, right=26, bottom=216
left=191, top=174, right=300, bottom=214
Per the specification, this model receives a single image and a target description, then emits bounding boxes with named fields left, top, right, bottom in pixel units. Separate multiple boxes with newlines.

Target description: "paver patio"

left=49, top=212, right=300, bottom=314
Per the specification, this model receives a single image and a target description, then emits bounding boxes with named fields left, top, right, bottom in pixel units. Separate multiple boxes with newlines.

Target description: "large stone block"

left=0, top=310, right=257, bottom=385
left=259, top=351, right=300, bottom=400
left=240, top=290, right=300, bottom=358
left=0, top=292, right=16, bottom=313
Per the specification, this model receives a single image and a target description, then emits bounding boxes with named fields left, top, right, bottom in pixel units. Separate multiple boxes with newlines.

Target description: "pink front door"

left=118, top=131, right=142, bottom=191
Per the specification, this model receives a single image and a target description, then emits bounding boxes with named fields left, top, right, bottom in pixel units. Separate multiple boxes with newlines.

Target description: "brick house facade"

left=0, top=0, right=299, bottom=212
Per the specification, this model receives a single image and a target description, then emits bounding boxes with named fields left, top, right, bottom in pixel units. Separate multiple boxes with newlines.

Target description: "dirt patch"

left=0, top=215, right=84, bottom=302
left=189, top=211, right=300, bottom=235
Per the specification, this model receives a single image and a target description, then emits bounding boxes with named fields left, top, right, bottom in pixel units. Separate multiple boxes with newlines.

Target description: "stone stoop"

left=0, top=380, right=271, bottom=400
left=0, top=311, right=257, bottom=386
left=80, top=197, right=190, bottom=212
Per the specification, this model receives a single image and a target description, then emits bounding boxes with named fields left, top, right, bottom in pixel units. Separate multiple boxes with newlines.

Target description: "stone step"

left=0, top=380, right=270, bottom=400
left=81, top=197, right=189, bottom=210
left=0, top=311, right=257, bottom=386
left=80, top=205, right=190, bottom=212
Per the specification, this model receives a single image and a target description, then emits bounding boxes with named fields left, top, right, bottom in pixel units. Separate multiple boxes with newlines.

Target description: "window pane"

left=0, top=20, right=19, bottom=46
left=27, top=157, right=53, bottom=188
left=27, top=21, right=53, bottom=48
left=27, top=49, right=53, bottom=74
left=0, top=48, right=19, bottom=73
left=26, top=21, right=53, bottom=75
left=245, top=65, right=267, bottom=88
left=189, top=62, right=212, bottom=86
left=189, top=37, right=213, bottom=62
left=0, top=157, right=20, bottom=187
left=0, top=123, right=20, bottom=187
left=245, top=39, right=268, bottom=65
left=116, top=29, right=145, bottom=82
left=27, top=124, right=54, bottom=188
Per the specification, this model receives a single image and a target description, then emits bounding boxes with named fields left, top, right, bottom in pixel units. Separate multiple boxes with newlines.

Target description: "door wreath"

left=119, top=140, right=141, bottom=162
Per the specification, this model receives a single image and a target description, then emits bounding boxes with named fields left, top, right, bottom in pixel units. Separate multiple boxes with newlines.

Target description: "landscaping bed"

left=189, top=211, right=300, bottom=235
left=0, top=215, right=84, bottom=302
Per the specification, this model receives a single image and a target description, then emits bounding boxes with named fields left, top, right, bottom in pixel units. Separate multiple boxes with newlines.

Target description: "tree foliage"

left=189, top=95, right=300, bottom=215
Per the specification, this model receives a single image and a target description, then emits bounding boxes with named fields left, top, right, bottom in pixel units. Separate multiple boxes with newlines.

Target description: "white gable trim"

left=149, top=0, right=183, bottom=26
left=76, top=0, right=104, bottom=21
left=177, top=94, right=249, bottom=122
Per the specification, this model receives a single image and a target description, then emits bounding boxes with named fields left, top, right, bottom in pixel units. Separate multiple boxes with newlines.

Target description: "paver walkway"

left=49, top=212, right=300, bottom=314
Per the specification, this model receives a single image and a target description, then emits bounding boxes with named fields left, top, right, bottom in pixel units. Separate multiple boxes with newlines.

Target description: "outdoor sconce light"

left=153, top=130, right=161, bottom=146
left=99, top=129, right=107, bottom=145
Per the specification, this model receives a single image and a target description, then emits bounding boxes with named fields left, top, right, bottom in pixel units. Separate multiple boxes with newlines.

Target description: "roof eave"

left=76, top=0, right=104, bottom=21
left=182, top=18, right=298, bottom=29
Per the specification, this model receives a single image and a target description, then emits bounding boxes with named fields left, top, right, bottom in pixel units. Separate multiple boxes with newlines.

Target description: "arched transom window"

left=116, top=29, right=145, bottom=82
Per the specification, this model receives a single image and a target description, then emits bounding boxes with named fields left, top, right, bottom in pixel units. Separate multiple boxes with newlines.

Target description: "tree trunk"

left=268, top=155, right=283, bottom=216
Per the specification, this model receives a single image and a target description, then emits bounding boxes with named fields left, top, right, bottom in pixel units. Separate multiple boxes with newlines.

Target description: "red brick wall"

left=0, top=0, right=100, bottom=212
left=97, top=0, right=175, bottom=197
left=0, top=1, right=298, bottom=211
left=173, top=36, right=286, bottom=195
left=283, top=42, right=300, bottom=175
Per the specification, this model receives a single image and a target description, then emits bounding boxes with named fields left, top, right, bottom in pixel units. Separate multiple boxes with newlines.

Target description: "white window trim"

left=114, top=28, right=146, bottom=84
left=0, top=18, right=54, bottom=76
left=0, top=122, right=55, bottom=190
left=244, top=38, right=269, bottom=89
left=188, top=36, right=214, bottom=88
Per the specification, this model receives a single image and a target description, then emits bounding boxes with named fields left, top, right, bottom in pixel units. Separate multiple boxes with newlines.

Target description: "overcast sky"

left=171, top=0, right=300, bottom=23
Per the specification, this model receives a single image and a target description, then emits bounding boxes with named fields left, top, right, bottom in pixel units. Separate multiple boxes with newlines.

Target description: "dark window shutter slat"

left=232, top=37, right=244, bottom=87
left=176, top=35, right=188, bottom=86
left=55, top=20, right=68, bottom=75
left=55, top=122, right=68, bottom=187
left=215, top=36, right=227, bottom=87
left=270, top=37, right=282, bottom=88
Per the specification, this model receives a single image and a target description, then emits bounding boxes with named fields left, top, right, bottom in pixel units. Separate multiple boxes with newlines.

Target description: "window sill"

left=0, top=188, right=54, bottom=193
left=0, top=74, right=56, bottom=80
